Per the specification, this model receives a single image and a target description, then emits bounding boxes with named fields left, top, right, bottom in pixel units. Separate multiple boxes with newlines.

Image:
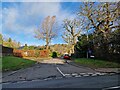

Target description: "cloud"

left=2, top=2, right=76, bottom=45
left=25, top=3, right=60, bottom=17
left=3, top=8, right=19, bottom=32
left=2, top=2, right=75, bottom=32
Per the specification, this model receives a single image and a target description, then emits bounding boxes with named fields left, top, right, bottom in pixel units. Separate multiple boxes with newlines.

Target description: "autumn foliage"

left=13, top=49, right=49, bottom=57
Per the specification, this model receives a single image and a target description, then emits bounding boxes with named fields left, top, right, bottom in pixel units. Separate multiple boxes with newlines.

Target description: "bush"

left=51, top=52, right=57, bottom=58
left=13, top=49, right=49, bottom=57
left=35, top=50, right=40, bottom=58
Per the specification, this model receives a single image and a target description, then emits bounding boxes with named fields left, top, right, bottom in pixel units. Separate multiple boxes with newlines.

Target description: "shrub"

left=51, top=52, right=57, bottom=58
left=40, top=50, right=49, bottom=57
left=35, top=50, right=40, bottom=58
left=13, top=49, right=49, bottom=58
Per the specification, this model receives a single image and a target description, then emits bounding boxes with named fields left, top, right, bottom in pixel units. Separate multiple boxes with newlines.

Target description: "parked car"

left=63, top=54, right=70, bottom=60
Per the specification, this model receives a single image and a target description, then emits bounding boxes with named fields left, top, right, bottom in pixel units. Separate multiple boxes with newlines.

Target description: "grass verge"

left=74, top=58, right=120, bottom=68
left=2, top=56, right=36, bottom=72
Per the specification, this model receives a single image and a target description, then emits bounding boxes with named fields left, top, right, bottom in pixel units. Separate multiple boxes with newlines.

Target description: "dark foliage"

left=51, top=52, right=57, bottom=58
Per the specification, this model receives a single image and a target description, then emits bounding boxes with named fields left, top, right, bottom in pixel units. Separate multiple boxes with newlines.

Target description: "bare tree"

left=78, top=2, right=120, bottom=58
left=78, top=2, right=119, bottom=39
left=62, top=19, right=82, bottom=53
left=34, top=16, right=57, bottom=49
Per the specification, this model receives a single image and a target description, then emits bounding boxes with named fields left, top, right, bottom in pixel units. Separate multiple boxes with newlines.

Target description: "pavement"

left=2, top=58, right=119, bottom=84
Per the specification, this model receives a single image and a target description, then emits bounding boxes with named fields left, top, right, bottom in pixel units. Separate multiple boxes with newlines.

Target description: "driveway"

left=2, top=58, right=116, bottom=83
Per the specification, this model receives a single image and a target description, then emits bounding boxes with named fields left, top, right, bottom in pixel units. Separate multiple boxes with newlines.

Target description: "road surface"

left=2, top=74, right=120, bottom=89
left=2, top=58, right=120, bottom=89
left=2, top=58, right=97, bottom=83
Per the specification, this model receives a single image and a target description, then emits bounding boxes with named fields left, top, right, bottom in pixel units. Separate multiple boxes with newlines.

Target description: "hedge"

left=13, top=49, right=49, bottom=58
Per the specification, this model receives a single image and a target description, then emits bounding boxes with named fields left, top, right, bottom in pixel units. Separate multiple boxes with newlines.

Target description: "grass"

left=74, top=58, right=120, bottom=68
left=2, top=56, right=36, bottom=72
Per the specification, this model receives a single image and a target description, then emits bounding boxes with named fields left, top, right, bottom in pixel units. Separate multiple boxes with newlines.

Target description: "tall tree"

left=17, top=42, right=21, bottom=48
left=75, top=34, right=94, bottom=58
left=78, top=2, right=120, bottom=59
left=62, top=19, right=82, bottom=53
left=23, top=44, right=28, bottom=50
left=8, top=38, right=12, bottom=47
left=34, top=16, right=57, bottom=49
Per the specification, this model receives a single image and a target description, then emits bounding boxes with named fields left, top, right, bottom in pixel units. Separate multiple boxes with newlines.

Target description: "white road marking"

left=56, top=67, right=65, bottom=77
left=91, top=73, right=97, bottom=76
left=100, top=73, right=107, bottom=75
left=96, top=72, right=101, bottom=74
left=64, top=74, right=70, bottom=76
left=87, top=73, right=94, bottom=75
left=44, top=78, right=48, bottom=80
left=80, top=73, right=86, bottom=75
left=44, top=78, right=52, bottom=81
left=75, top=75, right=82, bottom=77
left=102, top=86, right=120, bottom=90
left=109, top=73, right=115, bottom=75
left=16, top=81, right=28, bottom=83
left=83, top=74, right=89, bottom=77
left=31, top=79, right=42, bottom=82
left=72, top=73, right=78, bottom=76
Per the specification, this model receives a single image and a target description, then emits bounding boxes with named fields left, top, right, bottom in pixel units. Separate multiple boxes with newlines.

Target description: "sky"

left=2, top=0, right=118, bottom=46
left=1, top=1, right=83, bottom=46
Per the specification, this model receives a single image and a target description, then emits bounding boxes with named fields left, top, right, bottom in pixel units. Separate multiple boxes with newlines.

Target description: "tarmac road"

left=2, top=58, right=96, bottom=83
left=2, top=74, right=120, bottom=89
left=2, top=58, right=120, bottom=89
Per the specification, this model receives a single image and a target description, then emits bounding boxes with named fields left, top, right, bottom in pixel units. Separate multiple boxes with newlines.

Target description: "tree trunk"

left=46, top=45, right=49, bottom=50
left=71, top=44, right=75, bottom=54
left=46, top=38, right=49, bottom=50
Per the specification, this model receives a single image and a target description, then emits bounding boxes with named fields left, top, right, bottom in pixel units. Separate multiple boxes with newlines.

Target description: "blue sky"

left=2, top=1, right=82, bottom=46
